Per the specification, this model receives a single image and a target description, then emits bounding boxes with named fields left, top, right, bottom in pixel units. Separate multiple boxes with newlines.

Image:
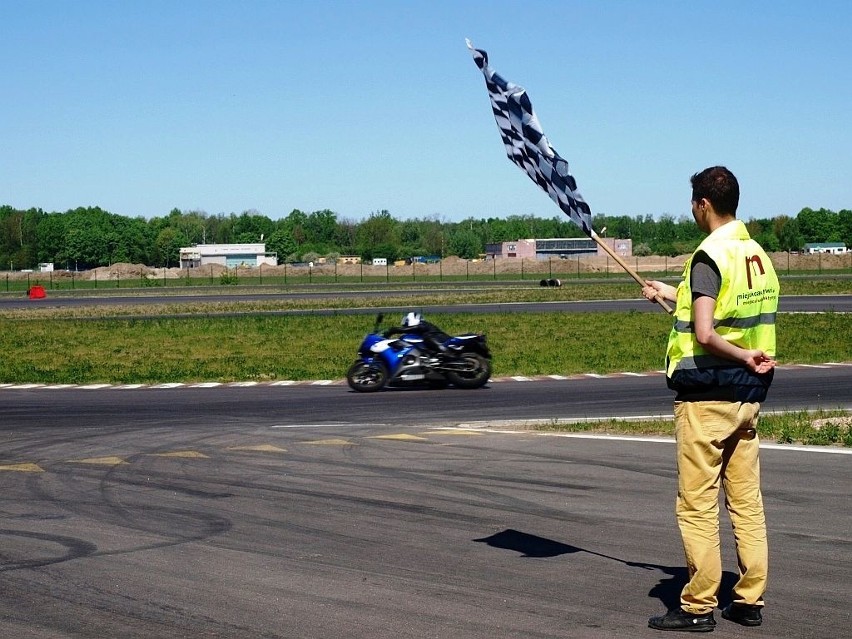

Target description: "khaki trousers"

left=674, top=400, right=768, bottom=614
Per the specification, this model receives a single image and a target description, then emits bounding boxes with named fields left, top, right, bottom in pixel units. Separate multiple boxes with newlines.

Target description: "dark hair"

left=690, top=166, right=739, bottom=216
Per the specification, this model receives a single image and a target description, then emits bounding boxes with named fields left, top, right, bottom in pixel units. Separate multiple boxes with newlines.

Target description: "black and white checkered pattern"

left=467, top=40, right=593, bottom=236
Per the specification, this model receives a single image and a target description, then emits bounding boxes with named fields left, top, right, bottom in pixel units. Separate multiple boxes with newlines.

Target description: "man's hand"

left=642, top=280, right=677, bottom=303
left=744, top=350, right=777, bottom=374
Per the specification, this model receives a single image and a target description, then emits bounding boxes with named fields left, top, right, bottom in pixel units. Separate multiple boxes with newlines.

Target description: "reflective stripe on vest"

left=665, top=220, right=779, bottom=379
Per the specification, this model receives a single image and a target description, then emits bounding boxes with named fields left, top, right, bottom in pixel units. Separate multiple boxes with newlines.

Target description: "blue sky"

left=2, top=1, right=850, bottom=224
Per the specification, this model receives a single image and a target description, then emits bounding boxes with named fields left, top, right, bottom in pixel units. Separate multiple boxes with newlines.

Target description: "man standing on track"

left=642, top=166, right=779, bottom=632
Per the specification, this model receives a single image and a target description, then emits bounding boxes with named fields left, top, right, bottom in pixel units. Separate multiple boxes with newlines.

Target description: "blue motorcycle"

left=346, top=313, right=492, bottom=392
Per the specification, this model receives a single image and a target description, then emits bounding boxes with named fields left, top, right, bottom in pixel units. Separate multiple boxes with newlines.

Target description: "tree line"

left=0, top=204, right=849, bottom=271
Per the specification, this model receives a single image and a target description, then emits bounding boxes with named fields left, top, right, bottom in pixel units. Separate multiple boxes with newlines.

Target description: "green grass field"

left=2, top=280, right=848, bottom=445
left=1, top=310, right=848, bottom=383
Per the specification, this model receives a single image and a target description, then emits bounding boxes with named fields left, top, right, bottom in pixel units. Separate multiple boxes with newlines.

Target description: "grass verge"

left=0, top=311, right=848, bottom=383
left=533, top=409, right=852, bottom=447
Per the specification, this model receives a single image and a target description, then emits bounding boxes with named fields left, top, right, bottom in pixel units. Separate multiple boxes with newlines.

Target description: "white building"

left=179, top=244, right=278, bottom=269
left=803, top=242, right=847, bottom=255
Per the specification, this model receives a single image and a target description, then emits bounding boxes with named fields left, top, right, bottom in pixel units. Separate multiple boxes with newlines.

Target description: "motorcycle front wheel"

left=445, top=353, right=492, bottom=389
left=346, top=360, right=389, bottom=392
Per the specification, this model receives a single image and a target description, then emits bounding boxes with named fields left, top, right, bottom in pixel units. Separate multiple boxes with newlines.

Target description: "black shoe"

left=649, top=608, right=716, bottom=632
left=721, top=603, right=763, bottom=626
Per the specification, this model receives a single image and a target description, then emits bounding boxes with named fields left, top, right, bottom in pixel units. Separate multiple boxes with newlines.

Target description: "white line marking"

left=548, top=375, right=569, bottom=380
left=760, top=443, right=852, bottom=455
left=78, top=384, right=113, bottom=390
left=585, top=373, right=607, bottom=379
left=464, top=426, right=852, bottom=455
left=621, top=372, right=647, bottom=377
left=190, top=382, right=222, bottom=388
left=511, top=376, right=532, bottom=382
left=269, top=381, right=298, bottom=386
left=311, top=380, right=334, bottom=385
left=799, top=364, right=830, bottom=369
left=544, top=432, right=676, bottom=444
left=116, top=384, right=146, bottom=389
left=229, top=382, right=259, bottom=387
left=150, top=383, right=185, bottom=389
left=42, top=384, right=78, bottom=390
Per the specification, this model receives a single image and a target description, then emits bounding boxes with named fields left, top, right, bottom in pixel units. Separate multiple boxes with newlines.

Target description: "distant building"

left=485, top=237, right=631, bottom=259
left=338, top=256, right=362, bottom=264
left=371, top=258, right=388, bottom=266
left=485, top=239, right=537, bottom=259
left=804, top=242, right=847, bottom=255
left=596, top=237, right=633, bottom=258
left=179, top=243, right=277, bottom=268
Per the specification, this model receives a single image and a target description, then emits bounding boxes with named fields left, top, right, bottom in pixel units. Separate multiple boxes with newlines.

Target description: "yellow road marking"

left=227, top=444, right=288, bottom=453
left=0, top=462, right=44, bottom=473
left=369, top=433, right=428, bottom=442
left=150, top=451, right=209, bottom=458
left=420, top=430, right=483, bottom=436
left=303, top=438, right=354, bottom=446
left=68, top=456, right=128, bottom=465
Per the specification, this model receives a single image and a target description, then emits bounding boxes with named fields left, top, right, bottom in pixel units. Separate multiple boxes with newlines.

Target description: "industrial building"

left=804, top=242, right=847, bottom=255
left=179, top=244, right=278, bottom=269
left=485, top=237, right=631, bottom=259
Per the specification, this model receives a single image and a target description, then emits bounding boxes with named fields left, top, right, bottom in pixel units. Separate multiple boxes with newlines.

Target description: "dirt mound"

left=4, top=250, right=849, bottom=283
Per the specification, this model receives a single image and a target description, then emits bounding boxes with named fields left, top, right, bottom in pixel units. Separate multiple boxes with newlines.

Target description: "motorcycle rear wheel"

left=346, top=360, right=389, bottom=392
left=445, top=353, right=491, bottom=389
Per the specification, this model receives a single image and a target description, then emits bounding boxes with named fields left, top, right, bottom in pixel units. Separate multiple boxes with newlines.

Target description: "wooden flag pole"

left=590, top=231, right=673, bottom=314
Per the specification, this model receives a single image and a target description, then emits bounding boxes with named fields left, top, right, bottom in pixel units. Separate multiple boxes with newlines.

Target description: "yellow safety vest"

left=666, top=220, right=779, bottom=400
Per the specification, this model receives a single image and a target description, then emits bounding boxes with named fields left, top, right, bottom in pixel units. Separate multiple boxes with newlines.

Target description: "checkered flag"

left=467, top=40, right=593, bottom=236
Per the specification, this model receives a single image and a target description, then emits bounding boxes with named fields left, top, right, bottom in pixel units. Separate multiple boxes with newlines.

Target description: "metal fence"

left=3, top=252, right=850, bottom=293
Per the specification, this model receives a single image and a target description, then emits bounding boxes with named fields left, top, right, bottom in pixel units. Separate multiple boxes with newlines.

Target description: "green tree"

left=399, top=219, right=426, bottom=258
left=209, top=213, right=235, bottom=243
left=164, top=208, right=208, bottom=245
left=355, top=210, right=399, bottom=258
left=797, top=207, right=839, bottom=243
left=304, top=209, right=338, bottom=249
left=334, top=217, right=358, bottom=255
left=279, top=209, right=309, bottom=248
left=60, top=207, right=119, bottom=267
left=776, top=217, right=804, bottom=252
left=233, top=210, right=274, bottom=243
left=651, top=215, right=678, bottom=256
left=0, top=206, right=40, bottom=269
left=837, top=209, right=852, bottom=247
left=266, top=228, right=297, bottom=262
left=36, top=212, right=67, bottom=264
left=154, top=227, right=188, bottom=266
left=446, top=228, right=481, bottom=259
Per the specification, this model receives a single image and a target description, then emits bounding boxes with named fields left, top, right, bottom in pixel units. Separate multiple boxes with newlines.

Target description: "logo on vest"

left=745, top=254, right=764, bottom=290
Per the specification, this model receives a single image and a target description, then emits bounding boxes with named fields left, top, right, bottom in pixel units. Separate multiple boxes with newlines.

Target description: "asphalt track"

left=1, top=292, right=849, bottom=637
left=1, top=371, right=850, bottom=639
left=1, top=292, right=851, bottom=315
